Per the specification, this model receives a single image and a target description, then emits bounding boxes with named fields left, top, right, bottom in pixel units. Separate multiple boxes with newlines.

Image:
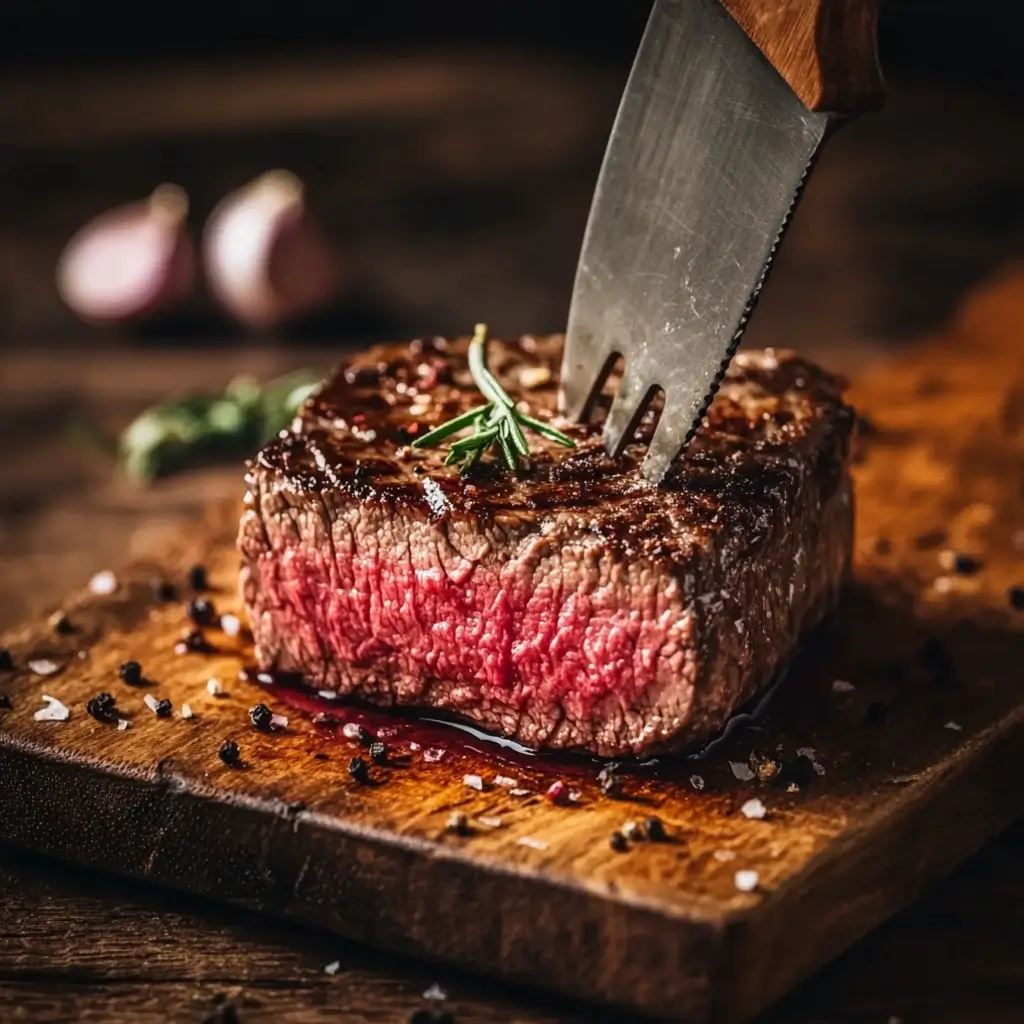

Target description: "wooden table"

left=1, top=55, right=1023, bottom=1023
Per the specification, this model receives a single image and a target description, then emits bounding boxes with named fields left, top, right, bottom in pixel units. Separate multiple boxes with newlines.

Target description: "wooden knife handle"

left=719, top=0, right=884, bottom=114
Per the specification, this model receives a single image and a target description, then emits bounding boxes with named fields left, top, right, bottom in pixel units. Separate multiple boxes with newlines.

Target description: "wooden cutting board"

left=1, top=277, right=1022, bottom=1023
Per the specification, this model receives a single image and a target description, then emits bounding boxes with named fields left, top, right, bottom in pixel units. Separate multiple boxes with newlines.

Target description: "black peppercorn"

left=154, top=698, right=173, bottom=718
left=369, top=740, right=388, bottom=765
left=1009, top=586, right=1024, bottom=610
left=188, top=596, right=217, bottom=626
left=865, top=700, right=890, bottom=725
left=183, top=628, right=210, bottom=652
left=446, top=811, right=470, bottom=835
left=152, top=579, right=177, bottom=602
left=86, top=691, right=117, bottom=723
left=348, top=756, right=370, bottom=784
left=644, top=816, right=667, bottom=842
left=187, top=564, right=208, bottom=591
left=313, top=751, right=329, bottom=760
left=609, top=831, right=628, bottom=852
left=0, top=648, right=12, bottom=671
left=0, top=694, right=12, bottom=709
left=119, top=660, right=143, bottom=686
left=786, top=754, right=818, bottom=785
left=249, top=703, right=273, bottom=731
left=952, top=552, right=981, bottom=575
left=218, top=740, right=242, bottom=767
left=356, top=724, right=374, bottom=746
left=49, top=610, right=74, bottom=635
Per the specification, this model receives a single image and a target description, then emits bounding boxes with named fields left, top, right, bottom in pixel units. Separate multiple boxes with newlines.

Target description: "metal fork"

left=557, top=0, right=848, bottom=485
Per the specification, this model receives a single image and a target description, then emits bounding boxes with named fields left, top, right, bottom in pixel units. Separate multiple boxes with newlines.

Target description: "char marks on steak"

left=239, top=335, right=854, bottom=757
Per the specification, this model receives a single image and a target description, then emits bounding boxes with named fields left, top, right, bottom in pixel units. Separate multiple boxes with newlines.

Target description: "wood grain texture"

left=1, top=272, right=1023, bottom=1021
left=2, top=823, right=1022, bottom=1024
left=720, top=0, right=884, bottom=112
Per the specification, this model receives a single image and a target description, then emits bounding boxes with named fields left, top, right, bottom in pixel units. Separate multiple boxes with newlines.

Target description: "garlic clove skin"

left=56, top=184, right=194, bottom=324
left=202, top=169, right=344, bottom=329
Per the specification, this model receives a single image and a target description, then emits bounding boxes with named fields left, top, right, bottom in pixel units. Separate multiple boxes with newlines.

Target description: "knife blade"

left=560, top=0, right=882, bottom=484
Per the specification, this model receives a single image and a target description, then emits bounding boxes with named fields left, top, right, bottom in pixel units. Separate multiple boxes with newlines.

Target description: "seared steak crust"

left=239, top=335, right=853, bottom=757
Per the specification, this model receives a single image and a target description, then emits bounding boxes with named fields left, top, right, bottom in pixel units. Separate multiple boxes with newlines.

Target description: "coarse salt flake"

left=729, top=761, right=755, bottom=782
left=517, top=836, right=547, bottom=851
left=143, top=694, right=160, bottom=713
left=29, top=659, right=61, bottom=677
left=494, top=775, right=518, bottom=788
left=741, top=798, right=767, bottom=820
left=509, top=788, right=532, bottom=798
left=944, top=720, right=963, bottom=731
left=219, top=614, right=242, bottom=637
left=477, top=816, right=503, bottom=829
left=318, top=689, right=339, bottom=700
left=270, top=713, right=288, bottom=730
left=180, top=703, right=194, bottom=719
left=463, top=774, right=485, bottom=791
left=117, top=719, right=130, bottom=731
left=423, top=983, right=447, bottom=1001
left=88, top=570, right=118, bottom=595
left=324, top=960, right=340, bottom=975
left=206, top=678, right=223, bottom=696
left=34, top=695, right=70, bottom=721
left=734, top=869, right=760, bottom=892
left=832, top=679, right=856, bottom=693
left=713, top=850, right=737, bottom=863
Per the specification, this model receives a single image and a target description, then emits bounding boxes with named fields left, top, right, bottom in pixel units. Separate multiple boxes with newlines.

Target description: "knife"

left=559, top=0, right=883, bottom=484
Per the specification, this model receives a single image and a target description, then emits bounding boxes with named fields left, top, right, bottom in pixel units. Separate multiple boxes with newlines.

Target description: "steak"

left=239, top=334, right=854, bottom=757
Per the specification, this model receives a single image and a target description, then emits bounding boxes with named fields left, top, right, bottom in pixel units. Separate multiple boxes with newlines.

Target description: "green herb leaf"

left=411, top=403, right=492, bottom=448
left=410, top=323, right=576, bottom=474
left=115, top=368, right=323, bottom=483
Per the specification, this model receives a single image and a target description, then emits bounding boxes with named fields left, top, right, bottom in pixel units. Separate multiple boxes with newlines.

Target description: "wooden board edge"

left=715, top=707, right=1024, bottom=1023
left=0, top=734, right=727, bottom=1022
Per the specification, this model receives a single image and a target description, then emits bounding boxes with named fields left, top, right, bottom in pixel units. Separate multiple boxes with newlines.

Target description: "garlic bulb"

left=203, top=169, right=344, bottom=329
left=56, top=184, right=194, bottom=324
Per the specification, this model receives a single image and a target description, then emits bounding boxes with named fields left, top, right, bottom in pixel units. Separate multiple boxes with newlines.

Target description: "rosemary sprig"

left=411, top=323, right=575, bottom=472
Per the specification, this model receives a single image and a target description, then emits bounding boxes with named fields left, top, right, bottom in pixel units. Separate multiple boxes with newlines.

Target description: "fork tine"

left=603, top=369, right=660, bottom=458
left=559, top=327, right=616, bottom=422
left=641, top=397, right=699, bottom=485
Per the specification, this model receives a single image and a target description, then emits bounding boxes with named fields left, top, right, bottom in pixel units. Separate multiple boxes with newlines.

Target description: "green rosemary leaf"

left=496, top=430, right=519, bottom=470
left=448, top=425, right=499, bottom=453
left=517, top=412, right=576, bottom=448
left=411, top=403, right=492, bottom=448
left=506, top=413, right=530, bottom=457
left=414, top=323, right=577, bottom=473
left=468, top=323, right=515, bottom=410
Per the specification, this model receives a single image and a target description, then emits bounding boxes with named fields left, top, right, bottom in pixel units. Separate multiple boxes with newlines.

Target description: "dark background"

left=1, top=1, right=1022, bottom=352
left=1, top=2, right=1022, bottom=85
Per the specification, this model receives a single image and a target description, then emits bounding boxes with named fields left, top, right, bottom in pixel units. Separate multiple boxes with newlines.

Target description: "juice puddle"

left=247, top=667, right=785, bottom=788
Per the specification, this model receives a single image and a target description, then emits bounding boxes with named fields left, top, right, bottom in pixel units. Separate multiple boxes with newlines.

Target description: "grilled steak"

left=239, top=334, right=853, bottom=757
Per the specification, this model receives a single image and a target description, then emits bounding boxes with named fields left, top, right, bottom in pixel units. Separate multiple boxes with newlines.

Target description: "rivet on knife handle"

left=720, top=0, right=884, bottom=114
